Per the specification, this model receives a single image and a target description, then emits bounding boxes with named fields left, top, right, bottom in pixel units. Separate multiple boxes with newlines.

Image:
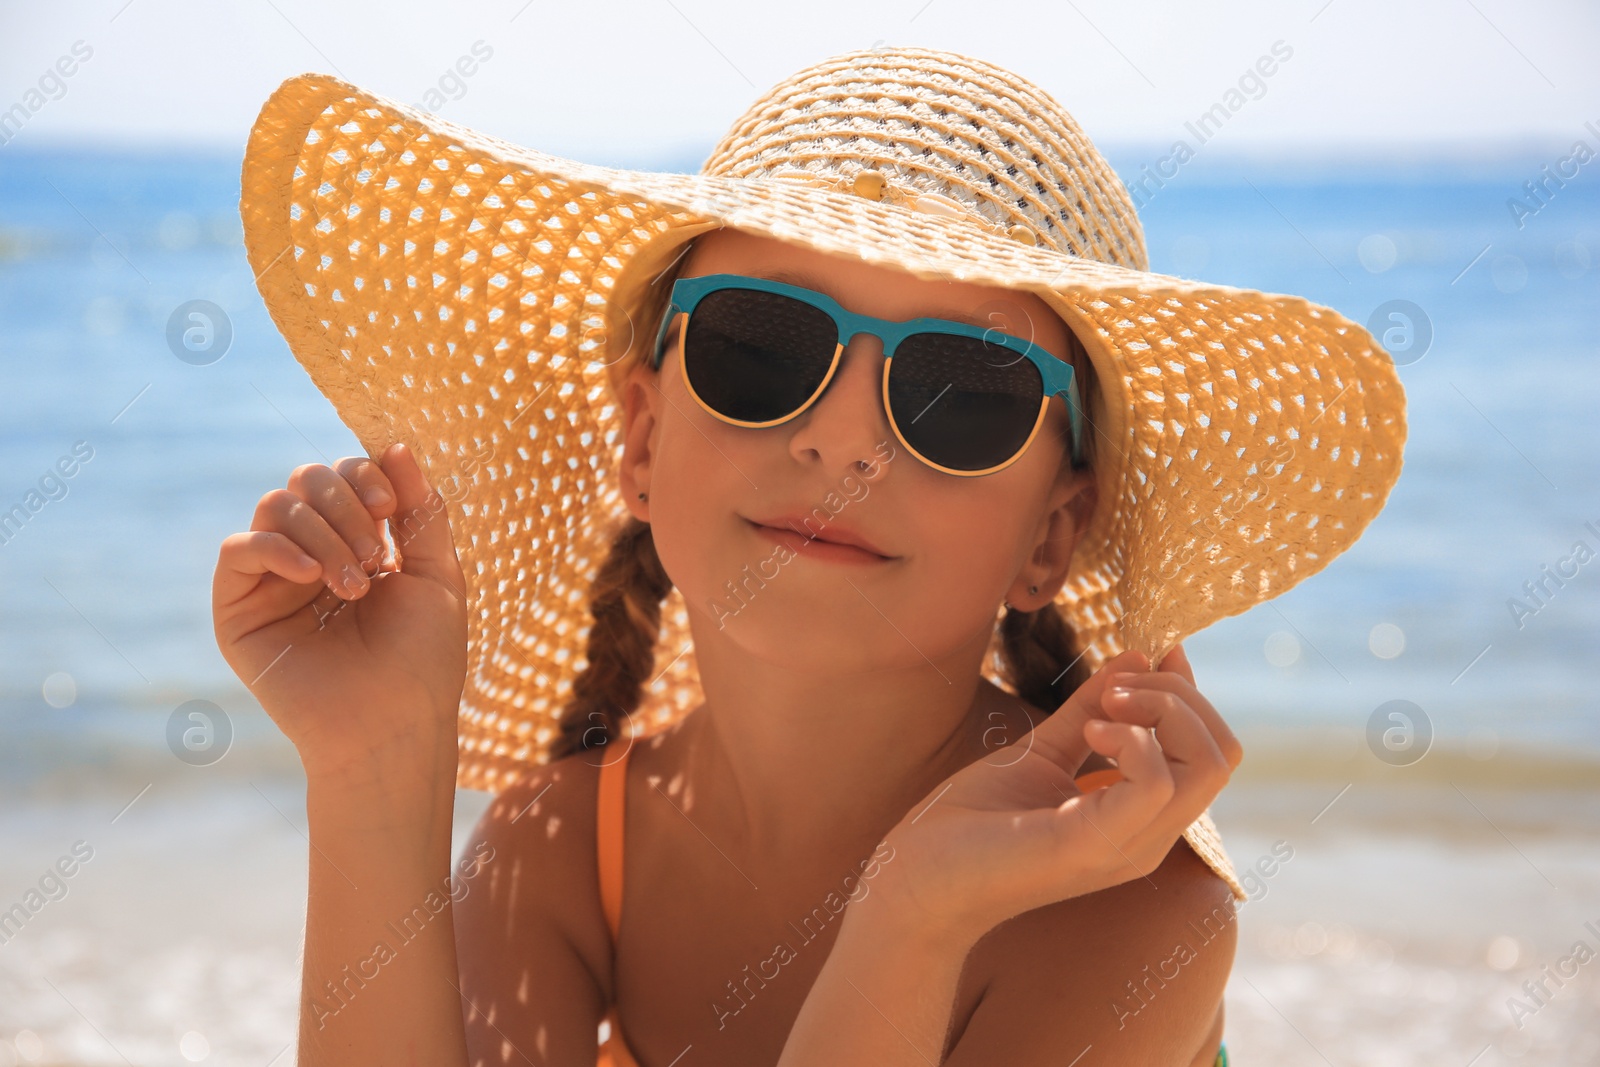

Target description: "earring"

left=1029, top=584, right=1038, bottom=595
left=638, top=491, right=648, bottom=501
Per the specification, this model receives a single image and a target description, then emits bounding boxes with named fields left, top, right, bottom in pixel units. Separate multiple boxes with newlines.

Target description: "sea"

left=1, top=143, right=1597, bottom=1064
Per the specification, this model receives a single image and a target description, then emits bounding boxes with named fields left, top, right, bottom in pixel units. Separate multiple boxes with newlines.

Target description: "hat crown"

left=698, top=47, right=1148, bottom=270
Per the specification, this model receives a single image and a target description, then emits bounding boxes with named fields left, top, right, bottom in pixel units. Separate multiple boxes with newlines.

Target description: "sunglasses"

left=648, top=273, right=1086, bottom=476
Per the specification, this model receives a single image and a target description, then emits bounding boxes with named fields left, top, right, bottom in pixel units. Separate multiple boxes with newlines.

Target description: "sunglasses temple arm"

left=650, top=303, right=681, bottom=368
left=1064, top=374, right=1086, bottom=465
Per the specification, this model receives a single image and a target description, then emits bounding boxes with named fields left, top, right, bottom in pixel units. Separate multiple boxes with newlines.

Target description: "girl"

left=216, top=44, right=1404, bottom=1067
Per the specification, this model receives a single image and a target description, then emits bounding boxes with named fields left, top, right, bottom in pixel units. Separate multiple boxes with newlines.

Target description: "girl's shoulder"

left=953, top=825, right=1236, bottom=1059
left=454, top=750, right=620, bottom=1052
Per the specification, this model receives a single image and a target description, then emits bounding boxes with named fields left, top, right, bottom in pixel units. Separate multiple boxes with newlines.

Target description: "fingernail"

left=341, top=563, right=368, bottom=593
left=363, top=486, right=391, bottom=506
left=354, top=536, right=383, bottom=562
left=1107, top=686, right=1132, bottom=699
left=1111, top=672, right=1140, bottom=684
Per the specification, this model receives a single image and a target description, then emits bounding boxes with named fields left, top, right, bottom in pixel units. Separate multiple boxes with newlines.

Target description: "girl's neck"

left=659, top=665, right=1031, bottom=870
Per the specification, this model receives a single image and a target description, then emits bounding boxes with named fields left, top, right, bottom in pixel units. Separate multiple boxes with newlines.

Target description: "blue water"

left=1, top=144, right=1597, bottom=786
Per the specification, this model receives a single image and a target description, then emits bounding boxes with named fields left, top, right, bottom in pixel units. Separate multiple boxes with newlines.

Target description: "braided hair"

left=546, top=235, right=1101, bottom=761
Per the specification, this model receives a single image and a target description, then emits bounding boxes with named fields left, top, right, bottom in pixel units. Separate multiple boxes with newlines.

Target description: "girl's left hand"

left=868, top=642, right=1243, bottom=946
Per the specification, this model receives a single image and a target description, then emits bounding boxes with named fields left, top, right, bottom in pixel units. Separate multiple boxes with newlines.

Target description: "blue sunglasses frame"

left=648, top=272, right=1086, bottom=476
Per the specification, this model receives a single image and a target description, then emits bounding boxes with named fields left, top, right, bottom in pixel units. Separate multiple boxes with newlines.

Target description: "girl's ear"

left=1009, top=465, right=1097, bottom=608
left=1061, top=463, right=1097, bottom=536
left=618, top=359, right=663, bottom=523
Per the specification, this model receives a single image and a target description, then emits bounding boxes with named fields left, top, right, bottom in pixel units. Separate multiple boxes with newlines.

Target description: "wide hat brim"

left=241, top=72, right=1407, bottom=902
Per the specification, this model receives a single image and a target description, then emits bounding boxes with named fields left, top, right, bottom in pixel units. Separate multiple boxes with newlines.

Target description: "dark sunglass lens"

left=682, top=288, right=838, bottom=423
left=887, top=333, right=1045, bottom=471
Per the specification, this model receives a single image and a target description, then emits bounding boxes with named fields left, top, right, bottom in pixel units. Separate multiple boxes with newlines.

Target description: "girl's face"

left=618, top=227, right=1097, bottom=678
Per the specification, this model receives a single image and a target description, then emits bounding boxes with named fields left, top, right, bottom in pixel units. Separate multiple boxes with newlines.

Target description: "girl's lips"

left=747, top=521, right=896, bottom=565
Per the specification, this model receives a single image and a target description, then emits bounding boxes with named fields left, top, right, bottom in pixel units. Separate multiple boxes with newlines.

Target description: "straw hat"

left=239, top=47, right=1407, bottom=902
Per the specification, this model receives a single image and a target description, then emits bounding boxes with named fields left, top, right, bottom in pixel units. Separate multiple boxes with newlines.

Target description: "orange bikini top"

left=593, top=744, right=1126, bottom=1067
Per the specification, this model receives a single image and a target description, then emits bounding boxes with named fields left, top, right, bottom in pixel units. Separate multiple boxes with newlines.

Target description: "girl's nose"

left=787, top=332, right=893, bottom=469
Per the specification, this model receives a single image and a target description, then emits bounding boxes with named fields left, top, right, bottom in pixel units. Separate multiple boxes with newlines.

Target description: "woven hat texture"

left=240, top=47, right=1409, bottom=902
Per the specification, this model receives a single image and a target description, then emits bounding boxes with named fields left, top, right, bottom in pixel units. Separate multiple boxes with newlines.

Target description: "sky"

left=1, top=0, right=1596, bottom=169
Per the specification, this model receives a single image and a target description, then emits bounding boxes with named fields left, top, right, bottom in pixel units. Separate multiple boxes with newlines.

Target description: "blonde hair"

left=547, top=237, right=1100, bottom=761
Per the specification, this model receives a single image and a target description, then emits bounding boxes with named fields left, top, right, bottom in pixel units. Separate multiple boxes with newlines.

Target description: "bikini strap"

left=597, top=743, right=632, bottom=944
left=1073, top=766, right=1125, bottom=793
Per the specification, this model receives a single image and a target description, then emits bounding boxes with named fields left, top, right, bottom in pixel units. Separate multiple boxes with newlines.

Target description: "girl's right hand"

left=868, top=644, right=1241, bottom=946
left=211, top=442, right=470, bottom=780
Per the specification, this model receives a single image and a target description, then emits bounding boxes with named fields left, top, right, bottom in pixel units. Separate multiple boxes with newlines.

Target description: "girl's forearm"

left=778, top=889, right=980, bottom=1066
left=297, top=732, right=468, bottom=1067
